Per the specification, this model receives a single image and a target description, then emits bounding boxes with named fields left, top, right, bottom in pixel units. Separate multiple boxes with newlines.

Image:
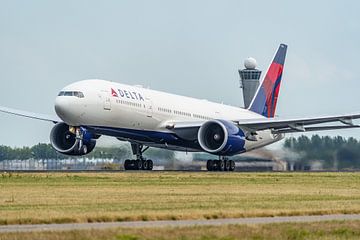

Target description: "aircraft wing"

left=166, top=113, right=360, bottom=140
left=0, top=106, right=61, bottom=123
left=234, top=113, right=360, bottom=133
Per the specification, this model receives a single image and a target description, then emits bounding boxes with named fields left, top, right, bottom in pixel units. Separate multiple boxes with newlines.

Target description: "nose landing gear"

left=124, top=143, right=153, bottom=171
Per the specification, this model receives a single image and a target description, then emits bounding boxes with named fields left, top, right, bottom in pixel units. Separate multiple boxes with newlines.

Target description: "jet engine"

left=197, top=120, right=246, bottom=156
left=50, top=122, right=96, bottom=156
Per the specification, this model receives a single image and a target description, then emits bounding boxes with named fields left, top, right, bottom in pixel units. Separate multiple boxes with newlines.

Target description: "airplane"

left=1, top=43, right=360, bottom=171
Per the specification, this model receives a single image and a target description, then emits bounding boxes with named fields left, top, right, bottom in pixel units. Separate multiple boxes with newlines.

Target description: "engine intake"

left=50, top=122, right=96, bottom=156
left=197, top=120, right=245, bottom=155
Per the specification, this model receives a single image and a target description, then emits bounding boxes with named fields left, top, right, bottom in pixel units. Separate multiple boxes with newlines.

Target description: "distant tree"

left=31, top=143, right=60, bottom=159
left=88, top=145, right=132, bottom=160
left=284, top=135, right=360, bottom=170
left=0, top=146, right=12, bottom=161
left=337, top=147, right=358, bottom=169
left=296, top=135, right=311, bottom=152
left=144, top=148, right=175, bottom=160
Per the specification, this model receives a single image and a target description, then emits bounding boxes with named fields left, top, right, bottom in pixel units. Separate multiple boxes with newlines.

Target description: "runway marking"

left=0, top=214, right=360, bottom=233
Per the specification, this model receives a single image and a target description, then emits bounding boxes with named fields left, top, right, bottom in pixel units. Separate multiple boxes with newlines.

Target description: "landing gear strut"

left=206, top=156, right=235, bottom=172
left=124, top=143, right=153, bottom=171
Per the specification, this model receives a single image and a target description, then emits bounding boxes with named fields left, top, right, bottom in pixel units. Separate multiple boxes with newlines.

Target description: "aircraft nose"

left=54, top=97, right=80, bottom=125
left=55, top=97, right=70, bottom=119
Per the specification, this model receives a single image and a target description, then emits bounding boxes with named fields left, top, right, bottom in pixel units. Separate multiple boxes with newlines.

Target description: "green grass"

left=0, top=172, right=359, bottom=225
left=1, top=221, right=360, bottom=240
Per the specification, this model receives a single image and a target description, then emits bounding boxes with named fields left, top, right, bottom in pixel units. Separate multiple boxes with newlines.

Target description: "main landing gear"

left=206, top=157, right=235, bottom=172
left=124, top=143, right=153, bottom=171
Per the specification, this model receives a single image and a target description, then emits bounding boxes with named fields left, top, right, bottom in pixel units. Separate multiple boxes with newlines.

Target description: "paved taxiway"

left=0, top=214, right=360, bottom=233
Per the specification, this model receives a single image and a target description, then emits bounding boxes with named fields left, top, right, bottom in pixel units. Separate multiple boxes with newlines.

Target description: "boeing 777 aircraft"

left=1, top=44, right=359, bottom=171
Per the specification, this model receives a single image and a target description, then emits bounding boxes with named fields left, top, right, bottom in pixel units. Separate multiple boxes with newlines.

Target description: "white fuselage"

left=54, top=79, right=283, bottom=153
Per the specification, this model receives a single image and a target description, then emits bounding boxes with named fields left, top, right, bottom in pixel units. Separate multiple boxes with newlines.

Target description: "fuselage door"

left=102, top=91, right=111, bottom=111
left=145, top=97, right=153, bottom=117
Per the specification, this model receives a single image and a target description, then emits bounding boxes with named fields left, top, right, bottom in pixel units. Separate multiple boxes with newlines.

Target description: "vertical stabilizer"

left=248, top=44, right=287, bottom=118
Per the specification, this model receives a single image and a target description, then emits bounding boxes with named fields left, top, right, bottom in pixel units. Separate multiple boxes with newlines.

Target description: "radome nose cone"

left=54, top=97, right=69, bottom=120
left=54, top=96, right=83, bottom=126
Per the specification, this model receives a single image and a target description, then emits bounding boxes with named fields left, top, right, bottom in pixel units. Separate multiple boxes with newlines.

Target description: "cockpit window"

left=58, top=91, right=84, bottom=98
left=73, top=92, right=85, bottom=98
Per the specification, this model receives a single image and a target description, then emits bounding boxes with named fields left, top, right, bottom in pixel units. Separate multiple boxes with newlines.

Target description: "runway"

left=1, top=214, right=360, bottom=233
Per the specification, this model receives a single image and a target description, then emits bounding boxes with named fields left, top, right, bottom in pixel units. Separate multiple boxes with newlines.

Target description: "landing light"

left=69, top=126, right=76, bottom=134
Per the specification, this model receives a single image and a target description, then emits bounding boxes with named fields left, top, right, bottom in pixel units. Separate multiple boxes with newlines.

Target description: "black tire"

left=230, top=160, right=235, bottom=171
left=206, top=160, right=213, bottom=171
left=147, top=160, right=153, bottom=170
left=82, top=145, right=88, bottom=155
left=218, top=160, right=225, bottom=171
left=124, top=159, right=131, bottom=170
left=213, top=160, right=219, bottom=171
left=136, top=159, right=142, bottom=170
left=142, top=160, right=148, bottom=170
left=130, top=160, right=136, bottom=170
left=224, top=160, right=230, bottom=171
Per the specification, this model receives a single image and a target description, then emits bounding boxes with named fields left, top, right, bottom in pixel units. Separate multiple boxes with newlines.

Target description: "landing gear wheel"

left=142, top=160, right=148, bottom=170
left=229, top=160, right=235, bottom=171
left=146, top=160, right=153, bottom=170
left=80, top=145, right=88, bottom=155
left=131, top=160, right=136, bottom=170
left=135, top=159, right=143, bottom=170
left=124, top=159, right=131, bottom=170
left=218, top=160, right=225, bottom=171
left=206, top=160, right=214, bottom=171
left=224, top=160, right=230, bottom=171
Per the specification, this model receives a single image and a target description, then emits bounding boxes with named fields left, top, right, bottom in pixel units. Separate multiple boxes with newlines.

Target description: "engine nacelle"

left=50, top=122, right=96, bottom=156
left=197, top=119, right=245, bottom=156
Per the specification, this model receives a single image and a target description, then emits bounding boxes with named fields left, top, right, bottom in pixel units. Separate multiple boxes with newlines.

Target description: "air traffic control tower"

left=239, top=57, right=262, bottom=108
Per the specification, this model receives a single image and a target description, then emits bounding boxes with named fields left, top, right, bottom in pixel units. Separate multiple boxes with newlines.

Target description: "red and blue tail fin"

left=248, top=44, right=287, bottom=118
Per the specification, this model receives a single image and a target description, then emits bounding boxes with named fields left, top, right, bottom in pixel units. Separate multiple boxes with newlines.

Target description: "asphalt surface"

left=0, top=214, right=360, bottom=233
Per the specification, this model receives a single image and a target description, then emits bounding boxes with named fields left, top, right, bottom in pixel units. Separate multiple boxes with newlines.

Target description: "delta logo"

left=111, top=88, right=118, bottom=97
left=110, top=88, right=145, bottom=101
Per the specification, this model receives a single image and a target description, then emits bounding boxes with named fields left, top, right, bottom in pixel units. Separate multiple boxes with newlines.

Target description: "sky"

left=0, top=0, right=359, bottom=147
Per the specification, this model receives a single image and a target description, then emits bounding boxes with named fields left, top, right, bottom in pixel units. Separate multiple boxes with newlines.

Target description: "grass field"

left=0, top=172, right=359, bottom=225
left=1, top=221, right=360, bottom=240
